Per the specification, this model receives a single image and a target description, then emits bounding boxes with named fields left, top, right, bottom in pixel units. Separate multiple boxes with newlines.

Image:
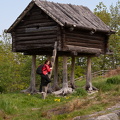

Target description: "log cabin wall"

left=65, top=29, right=106, bottom=53
left=12, top=5, right=60, bottom=52
left=7, top=0, right=114, bottom=56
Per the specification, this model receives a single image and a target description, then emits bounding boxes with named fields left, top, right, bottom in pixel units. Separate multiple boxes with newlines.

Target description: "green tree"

left=109, top=1, right=120, bottom=68
left=94, top=2, right=111, bottom=26
left=93, top=1, right=120, bottom=70
left=0, top=32, right=31, bottom=92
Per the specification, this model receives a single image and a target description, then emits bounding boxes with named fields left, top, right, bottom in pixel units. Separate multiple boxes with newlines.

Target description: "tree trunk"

left=21, top=55, right=37, bottom=94
left=70, top=56, right=75, bottom=89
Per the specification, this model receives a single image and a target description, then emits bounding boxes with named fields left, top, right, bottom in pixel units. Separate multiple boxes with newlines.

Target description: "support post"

left=70, top=56, right=75, bottom=89
left=53, top=56, right=60, bottom=91
left=30, top=55, right=36, bottom=92
left=86, top=56, right=93, bottom=91
left=63, top=56, right=68, bottom=88
left=53, top=56, right=73, bottom=95
left=21, top=55, right=37, bottom=93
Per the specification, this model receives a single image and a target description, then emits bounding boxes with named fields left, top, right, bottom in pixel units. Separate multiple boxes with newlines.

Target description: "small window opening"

left=36, top=26, right=40, bottom=29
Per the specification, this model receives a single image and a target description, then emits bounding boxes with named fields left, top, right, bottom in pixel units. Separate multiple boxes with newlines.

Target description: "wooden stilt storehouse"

left=6, top=0, right=115, bottom=94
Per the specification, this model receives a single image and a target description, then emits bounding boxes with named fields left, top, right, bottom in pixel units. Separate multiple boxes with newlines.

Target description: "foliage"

left=94, top=2, right=111, bottom=25
left=93, top=80, right=113, bottom=92
left=0, top=33, right=32, bottom=92
left=73, top=87, right=87, bottom=97
left=109, top=1, right=120, bottom=68
left=94, top=1, right=120, bottom=70
left=93, top=76, right=120, bottom=92
left=106, top=75, right=120, bottom=84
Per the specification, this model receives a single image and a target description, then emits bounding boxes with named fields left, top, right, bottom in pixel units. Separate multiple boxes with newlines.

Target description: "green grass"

left=106, top=75, right=120, bottom=84
left=0, top=75, right=120, bottom=120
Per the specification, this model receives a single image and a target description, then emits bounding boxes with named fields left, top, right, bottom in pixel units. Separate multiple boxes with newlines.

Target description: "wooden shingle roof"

left=7, top=0, right=114, bottom=33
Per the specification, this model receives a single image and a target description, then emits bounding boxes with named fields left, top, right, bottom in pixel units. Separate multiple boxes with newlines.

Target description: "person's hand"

left=50, top=67, right=52, bottom=70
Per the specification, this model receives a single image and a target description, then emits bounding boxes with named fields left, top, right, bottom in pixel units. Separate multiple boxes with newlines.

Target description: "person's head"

left=44, top=60, right=50, bottom=65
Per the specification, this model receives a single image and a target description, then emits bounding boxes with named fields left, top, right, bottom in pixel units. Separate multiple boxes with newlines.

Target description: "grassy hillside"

left=0, top=75, right=120, bottom=120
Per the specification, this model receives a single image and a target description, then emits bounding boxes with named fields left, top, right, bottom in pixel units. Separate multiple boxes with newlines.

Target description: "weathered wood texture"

left=8, top=1, right=112, bottom=55
left=64, top=30, right=105, bottom=53
left=35, top=0, right=111, bottom=31
left=70, top=56, right=75, bottom=89
left=12, top=5, right=60, bottom=52
left=63, top=56, right=68, bottom=86
left=86, top=57, right=92, bottom=90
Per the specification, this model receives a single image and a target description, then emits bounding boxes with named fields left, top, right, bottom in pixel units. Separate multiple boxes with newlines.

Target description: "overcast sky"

left=0, top=0, right=118, bottom=35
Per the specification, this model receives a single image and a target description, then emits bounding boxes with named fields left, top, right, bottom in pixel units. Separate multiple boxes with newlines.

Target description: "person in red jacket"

left=39, top=60, right=52, bottom=92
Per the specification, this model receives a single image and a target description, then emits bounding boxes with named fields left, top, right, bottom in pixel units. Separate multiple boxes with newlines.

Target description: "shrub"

left=93, top=81, right=113, bottom=92
left=0, top=86, right=5, bottom=93
left=106, top=76, right=120, bottom=84
left=73, top=88, right=87, bottom=97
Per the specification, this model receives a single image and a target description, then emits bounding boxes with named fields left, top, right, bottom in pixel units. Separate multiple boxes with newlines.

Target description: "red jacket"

left=42, top=64, right=51, bottom=75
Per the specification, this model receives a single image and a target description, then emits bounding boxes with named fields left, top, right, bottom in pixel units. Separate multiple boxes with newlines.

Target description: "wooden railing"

left=74, top=70, right=110, bottom=81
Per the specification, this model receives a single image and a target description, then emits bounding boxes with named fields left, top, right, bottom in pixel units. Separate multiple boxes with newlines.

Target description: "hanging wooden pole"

left=86, top=56, right=93, bottom=91
left=70, top=56, right=75, bottom=89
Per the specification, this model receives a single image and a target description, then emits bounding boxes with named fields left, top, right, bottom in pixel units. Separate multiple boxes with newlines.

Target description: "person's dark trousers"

left=39, top=74, right=51, bottom=92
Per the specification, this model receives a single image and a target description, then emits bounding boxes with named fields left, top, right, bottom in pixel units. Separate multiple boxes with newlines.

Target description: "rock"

left=107, top=113, right=119, bottom=120
left=87, top=113, right=119, bottom=120
left=115, top=110, right=120, bottom=117
left=95, top=115, right=110, bottom=120
left=72, top=116, right=81, bottom=120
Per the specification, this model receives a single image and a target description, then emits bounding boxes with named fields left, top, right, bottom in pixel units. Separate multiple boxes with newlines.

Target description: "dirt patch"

left=41, top=98, right=83, bottom=118
left=41, top=91, right=120, bottom=119
left=0, top=110, right=12, bottom=120
left=104, top=67, right=120, bottom=77
left=0, top=110, right=5, bottom=119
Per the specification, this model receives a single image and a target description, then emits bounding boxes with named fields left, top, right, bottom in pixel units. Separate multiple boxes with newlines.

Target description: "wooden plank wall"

left=65, top=30, right=105, bottom=51
left=12, top=5, right=60, bottom=52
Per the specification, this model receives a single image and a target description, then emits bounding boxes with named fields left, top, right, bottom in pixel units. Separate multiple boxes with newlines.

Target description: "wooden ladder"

left=49, top=41, right=57, bottom=78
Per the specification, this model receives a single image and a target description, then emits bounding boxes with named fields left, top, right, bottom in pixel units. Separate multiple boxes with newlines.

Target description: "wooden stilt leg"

left=70, top=56, right=75, bottom=89
left=42, top=86, right=47, bottom=99
left=86, top=56, right=93, bottom=91
left=53, top=56, right=73, bottom=96
left=21, top=55, right=37, bottom=93
left=53, top=56, right=60, bottom=91
left=63, top=56, right=68, bottom=85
